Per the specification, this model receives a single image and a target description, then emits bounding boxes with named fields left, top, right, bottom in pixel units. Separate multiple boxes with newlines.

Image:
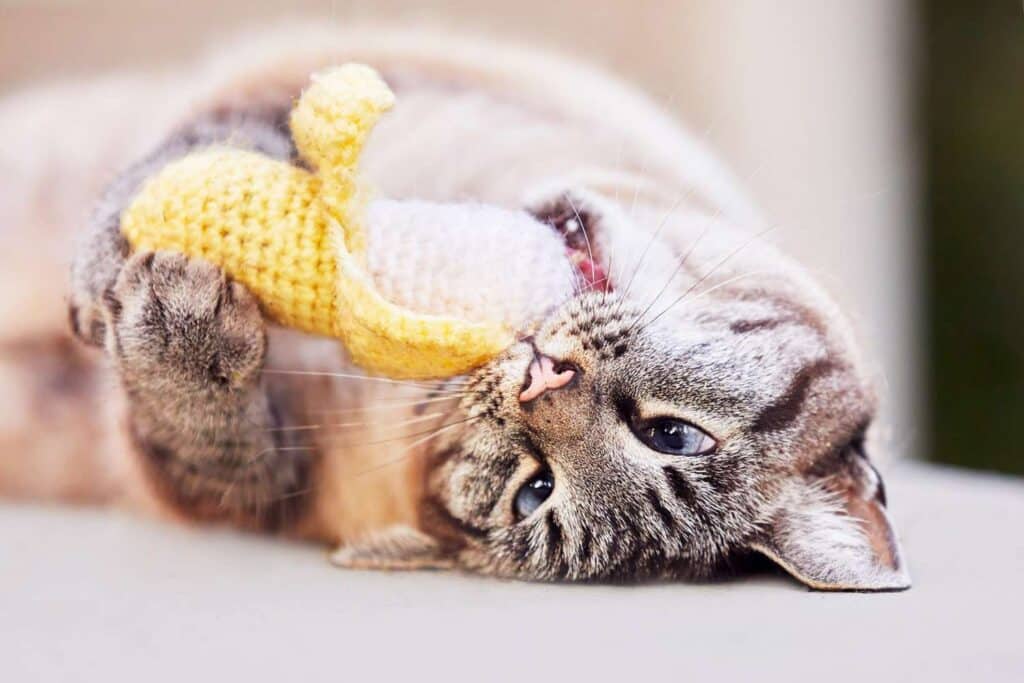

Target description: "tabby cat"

left=0, top=26, right=908, bottom=590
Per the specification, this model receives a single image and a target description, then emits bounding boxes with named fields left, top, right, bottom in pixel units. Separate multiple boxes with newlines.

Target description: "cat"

left=0, top=26, right=908, bottom=590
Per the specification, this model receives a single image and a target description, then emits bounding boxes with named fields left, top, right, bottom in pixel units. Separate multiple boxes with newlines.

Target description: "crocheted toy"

left=120, top=64, right=575, bottom=378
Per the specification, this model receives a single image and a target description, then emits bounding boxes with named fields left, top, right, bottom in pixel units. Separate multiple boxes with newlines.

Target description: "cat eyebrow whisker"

left=625, top=145, right=652, bottom=224
left=628, top=222, right=711, bottom=330
left=616, top=162, right=770, bottom=321
left=616, top=194, right=684, bottom=312
left=638, top=269, right=776, bottom=333
left=627, top=225, right=775, bottom=334
left=675, top=269, right=777, bottom=308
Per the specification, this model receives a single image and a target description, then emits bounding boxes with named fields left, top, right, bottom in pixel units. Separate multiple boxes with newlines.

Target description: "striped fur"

left=1, top=26, right=907, bottom=590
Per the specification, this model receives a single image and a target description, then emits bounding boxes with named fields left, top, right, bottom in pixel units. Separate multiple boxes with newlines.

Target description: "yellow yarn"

left=121, top=64, right=512, bottom=379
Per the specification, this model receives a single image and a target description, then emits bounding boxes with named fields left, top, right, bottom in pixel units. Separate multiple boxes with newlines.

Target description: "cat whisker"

left=681, top=225, right=775, bottom=297
left=218, top=444, right=319, bottom=508
left=616, top=153, right=770, bottom=319
left=314, top=394, right=462, bottom=415
left=217, top=451, right=275, bottom=510
left=603, top=244, right=616, bottom=292
left=264, top=484, right=317, bottom=505
left=264, top=410, right=453, bottom=435
left=626, top=141, right=660, bottom=224
left=250, top=445, right=318, bottom=459
left=263, top=369, right=471, bottom=394
left=677, top=269, right=777, bottom=306
left=565, top=194, right=598, bottom=292
left=569, top=266, right=586, bottom=297
left=264, top=369, right=471, bottom=386
left=263, top=424, right=324, bottom=433
left=618, top=194, right=684, bottom=299
left=627, top=171, right=643, bottom=223
left=627, top=226, right=775, bottom=334
left=638, top=269, right=777, bottom=332
left=629, top=222, right=711, bottom=329
left=347, top=417, right=481, bottom=479
left=614, top=194, right=685, bottom=316
left=351, top=414, right=478, bottom=448
left=218, top=478, right=239, bottom=509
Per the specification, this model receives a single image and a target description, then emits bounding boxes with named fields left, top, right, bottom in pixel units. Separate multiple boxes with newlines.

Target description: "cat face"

left=336, top=192, right=910, bottom=591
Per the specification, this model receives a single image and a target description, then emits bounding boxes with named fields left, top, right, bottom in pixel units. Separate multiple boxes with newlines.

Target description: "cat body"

left=0, top=26, right=908, bottom=590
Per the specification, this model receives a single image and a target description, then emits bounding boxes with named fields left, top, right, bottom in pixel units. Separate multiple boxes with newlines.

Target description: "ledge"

left=4, top=462, right=1021, bottom=681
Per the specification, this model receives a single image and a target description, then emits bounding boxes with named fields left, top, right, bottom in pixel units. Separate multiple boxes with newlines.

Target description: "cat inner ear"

left=330, top=525, right=455, bottom=572
left=751, top=445, right=911, bottom=592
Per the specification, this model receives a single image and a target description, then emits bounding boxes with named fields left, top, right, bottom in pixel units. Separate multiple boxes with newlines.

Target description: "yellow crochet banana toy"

left=121, top=64, right=514, bottom=379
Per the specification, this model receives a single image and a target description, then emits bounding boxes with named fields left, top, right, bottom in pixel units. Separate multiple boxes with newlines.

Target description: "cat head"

left=333, top=191, right=910, bottom=591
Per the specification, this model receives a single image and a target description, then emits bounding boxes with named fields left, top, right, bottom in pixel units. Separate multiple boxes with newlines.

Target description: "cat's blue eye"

left=638, top=418, right=716, bottom=456
left=514, top=471, right=554, bottom=519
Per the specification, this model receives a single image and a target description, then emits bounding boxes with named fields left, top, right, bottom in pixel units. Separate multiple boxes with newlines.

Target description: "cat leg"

left=102, top=251, right=313, bottom=530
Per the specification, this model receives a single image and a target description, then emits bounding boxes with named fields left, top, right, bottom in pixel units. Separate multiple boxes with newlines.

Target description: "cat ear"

left=330, top=525, right=455, bottom=571
left=751, top=454, right=911, bottom=592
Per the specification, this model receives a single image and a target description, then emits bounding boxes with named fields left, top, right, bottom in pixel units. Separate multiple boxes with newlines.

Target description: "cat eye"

left=513, top=471, right=554, bottom=520
left=635, top=417, right=716, bottom=456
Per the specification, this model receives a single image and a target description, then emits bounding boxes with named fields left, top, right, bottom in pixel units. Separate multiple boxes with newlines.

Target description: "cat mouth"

left=532, top=200, right=610, bottom=292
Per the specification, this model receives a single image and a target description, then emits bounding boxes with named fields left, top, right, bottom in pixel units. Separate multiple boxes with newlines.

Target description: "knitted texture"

left=363, top=200, right=576, bottom=329
left=121, top=64, right=518, bottom=378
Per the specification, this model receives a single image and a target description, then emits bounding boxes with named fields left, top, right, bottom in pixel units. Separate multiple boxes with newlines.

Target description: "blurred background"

left=923, top=1, right=1024, bottom=475
left=0, top=1, right=1019, bottom=475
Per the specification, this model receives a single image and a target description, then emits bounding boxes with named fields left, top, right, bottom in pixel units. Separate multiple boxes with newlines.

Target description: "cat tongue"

left=571, top=252, right=609, bottom=292
left=364, top=199, right=578, bottom=333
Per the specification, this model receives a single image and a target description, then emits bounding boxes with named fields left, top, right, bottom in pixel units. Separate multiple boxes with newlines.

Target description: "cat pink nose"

left=519, top=355, right=577, bottom=403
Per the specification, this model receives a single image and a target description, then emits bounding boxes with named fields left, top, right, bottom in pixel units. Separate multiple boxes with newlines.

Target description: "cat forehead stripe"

left=752, top=358, right=838, bottom=433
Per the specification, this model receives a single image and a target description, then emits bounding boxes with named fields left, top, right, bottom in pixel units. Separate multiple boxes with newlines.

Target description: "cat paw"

left=104, top=251, right=266, bottom=394
left=330, top=526, right=454, bottom=571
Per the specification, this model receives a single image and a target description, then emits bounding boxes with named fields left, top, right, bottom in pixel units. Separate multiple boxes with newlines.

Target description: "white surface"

left=3, top=462, right=1022, bottom=682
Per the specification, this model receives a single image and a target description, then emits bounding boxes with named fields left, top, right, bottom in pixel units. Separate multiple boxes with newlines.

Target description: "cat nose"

left=519, top=355, right=577, bottom=403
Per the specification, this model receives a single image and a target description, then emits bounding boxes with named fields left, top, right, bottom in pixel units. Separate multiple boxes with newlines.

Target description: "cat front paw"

left=104, top=251, right=266, bottom=394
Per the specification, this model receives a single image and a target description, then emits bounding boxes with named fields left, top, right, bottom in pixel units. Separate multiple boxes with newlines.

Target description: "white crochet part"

left=364, top=199, right=577, bottom=332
